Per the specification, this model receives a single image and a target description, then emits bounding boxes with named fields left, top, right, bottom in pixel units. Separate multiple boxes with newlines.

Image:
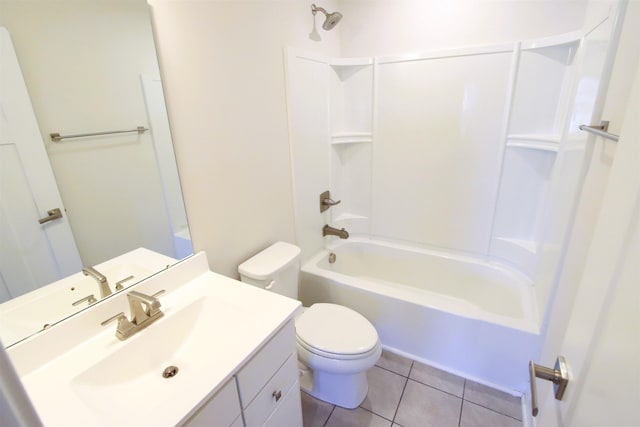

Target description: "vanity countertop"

left=6, top=252, right=301, bottom=426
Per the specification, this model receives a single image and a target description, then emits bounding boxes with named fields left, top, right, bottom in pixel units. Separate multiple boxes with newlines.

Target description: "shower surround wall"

left=287, top=8, right=619, bottom=389
left=289, top=33, right=589, bottom=303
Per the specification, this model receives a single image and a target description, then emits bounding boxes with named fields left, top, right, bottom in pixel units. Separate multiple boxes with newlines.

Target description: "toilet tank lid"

left=238, top=241, right=301, bottom=280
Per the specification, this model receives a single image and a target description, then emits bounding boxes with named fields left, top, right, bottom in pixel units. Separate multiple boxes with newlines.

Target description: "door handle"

left=38, top=208, right=63, bottom=224
left=529, top=356, right=569, bottom=417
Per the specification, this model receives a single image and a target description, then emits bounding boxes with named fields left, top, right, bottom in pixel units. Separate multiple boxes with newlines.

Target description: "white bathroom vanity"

left=6, top=252, right=303, bottom=426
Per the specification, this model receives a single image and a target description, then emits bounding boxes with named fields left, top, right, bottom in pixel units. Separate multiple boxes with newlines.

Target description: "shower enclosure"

left=285, top=8, right=621, bottom=390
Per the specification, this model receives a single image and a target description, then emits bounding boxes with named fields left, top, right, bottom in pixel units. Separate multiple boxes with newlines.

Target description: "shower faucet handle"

left=320, top=190, right=341, bottom=212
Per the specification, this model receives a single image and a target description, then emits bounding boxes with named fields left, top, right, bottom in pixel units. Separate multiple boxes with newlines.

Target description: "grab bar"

left=579, top=120, right=619, bottom=142
left=50, top=126, right=148, bottom=142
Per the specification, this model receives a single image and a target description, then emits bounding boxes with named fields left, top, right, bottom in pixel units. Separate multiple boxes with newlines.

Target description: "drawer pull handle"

left=272, top=390, right=282, bottom=402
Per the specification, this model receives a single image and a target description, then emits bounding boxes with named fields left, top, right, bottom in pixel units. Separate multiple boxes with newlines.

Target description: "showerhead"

left=311, top=4, right=342, bottom=31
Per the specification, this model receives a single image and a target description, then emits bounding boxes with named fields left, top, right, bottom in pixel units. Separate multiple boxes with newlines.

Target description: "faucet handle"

left=72, top=294, right=97, bottom=306
left=151, top=289, right=166, bottom=298
left=101, top=312, right=136, bottom=340
left=101, top=312, right=127, bottom=326
left=320, top=190, right=341, bottom=212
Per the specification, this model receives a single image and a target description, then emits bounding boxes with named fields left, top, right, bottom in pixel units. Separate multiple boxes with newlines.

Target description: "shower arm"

left=311, top=4, right=328, bottom=17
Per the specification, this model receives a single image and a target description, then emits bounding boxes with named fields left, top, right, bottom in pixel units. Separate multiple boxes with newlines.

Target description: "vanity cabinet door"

left=263, top=382, right=303, bottom=427
left=184, top=378, right=242, bottom=427
left=236, top=320, right=295, bottom=405
left=243, top=354, right=299, bottom=426
left=236, top=320, right=302, bottom=426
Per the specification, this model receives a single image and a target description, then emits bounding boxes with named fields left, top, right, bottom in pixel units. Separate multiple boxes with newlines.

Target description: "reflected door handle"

left=38, top=208, right=63, bottom=224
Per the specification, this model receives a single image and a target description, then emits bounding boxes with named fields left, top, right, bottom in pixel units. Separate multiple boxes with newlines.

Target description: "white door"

left=0, top=27, right=81, bottom=303
left=533, top=57, right=640, bottom=426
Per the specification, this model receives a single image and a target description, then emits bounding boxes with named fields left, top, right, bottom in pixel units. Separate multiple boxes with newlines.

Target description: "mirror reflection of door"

left=0, top=27, right=82, bottom=303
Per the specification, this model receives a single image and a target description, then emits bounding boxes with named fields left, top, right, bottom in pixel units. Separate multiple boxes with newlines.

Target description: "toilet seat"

left=295, top=303, right=379, bottom=359
left=296, top=336, right=380, bottom=360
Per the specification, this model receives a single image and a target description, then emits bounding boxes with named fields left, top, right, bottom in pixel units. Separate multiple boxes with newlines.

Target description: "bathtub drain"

left=328, top=252, right=337, bottom=263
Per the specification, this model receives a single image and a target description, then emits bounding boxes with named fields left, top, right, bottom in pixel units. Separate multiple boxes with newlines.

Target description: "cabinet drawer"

left=184, top=378, right=241, bottom=427
left=236, top=320, right=296, bottom=407
left=243, top=354, right=299, bottom=427
left=263, top=381, right=303, bottom=427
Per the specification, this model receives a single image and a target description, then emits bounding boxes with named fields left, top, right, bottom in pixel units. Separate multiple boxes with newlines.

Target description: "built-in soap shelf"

left=494, top=237, right=537, bottom=254
left=328, top=57, right=373, bottom=67
left=506, top=134, right=561, bottom=152
left=331, top=132, right=373, bottom=145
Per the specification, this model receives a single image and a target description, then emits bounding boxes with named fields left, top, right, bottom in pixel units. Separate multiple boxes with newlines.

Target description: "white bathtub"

left=299, top=238, right=541, bottom=392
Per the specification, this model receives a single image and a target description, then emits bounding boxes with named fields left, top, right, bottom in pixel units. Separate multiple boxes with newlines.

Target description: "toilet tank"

left=238, top=242, right=301, bottom=299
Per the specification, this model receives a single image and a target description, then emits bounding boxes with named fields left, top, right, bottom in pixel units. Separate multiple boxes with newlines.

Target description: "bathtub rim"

left=321, top=236, right=535, bottom=285
left=302, top=237, right=540, bottom=334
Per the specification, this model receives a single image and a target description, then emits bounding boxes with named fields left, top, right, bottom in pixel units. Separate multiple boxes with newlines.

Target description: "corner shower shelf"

left=329, top=57, right=373, bottom=67
left=494, top=237, right=537, bottom=254
left=331, top=132, right=373, bottom=145
left=506, top=141, right=559, bottom=152
left=506, top=134, right=561, bottom=152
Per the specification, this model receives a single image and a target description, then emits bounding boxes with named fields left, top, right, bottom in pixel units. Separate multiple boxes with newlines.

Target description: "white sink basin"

left=70, top=297, right=243, bottom=422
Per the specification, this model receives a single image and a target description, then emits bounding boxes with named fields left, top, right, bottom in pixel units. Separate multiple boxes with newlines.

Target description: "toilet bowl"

left=238, top=242, right=381, bottom=408
left=295, top=303, right=381, bottom=408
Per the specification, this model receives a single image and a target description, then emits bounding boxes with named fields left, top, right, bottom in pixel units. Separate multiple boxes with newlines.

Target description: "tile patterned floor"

left=302, top=350, right=523, bottom=427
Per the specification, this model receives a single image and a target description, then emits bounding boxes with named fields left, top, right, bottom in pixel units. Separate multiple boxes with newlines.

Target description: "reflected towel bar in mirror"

left=50, top=126, right=149, bottom=142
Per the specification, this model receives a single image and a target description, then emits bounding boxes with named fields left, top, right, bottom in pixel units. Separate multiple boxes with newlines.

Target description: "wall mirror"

left=0, top=0, right=192, bottom=347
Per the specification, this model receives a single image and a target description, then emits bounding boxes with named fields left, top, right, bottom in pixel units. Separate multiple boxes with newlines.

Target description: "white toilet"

left=239, top=241, right=381, bottom=409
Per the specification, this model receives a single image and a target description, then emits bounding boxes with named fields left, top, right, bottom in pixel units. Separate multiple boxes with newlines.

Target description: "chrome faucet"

left=82, top=266, right=112, bottom=298
left=101, top=290, right=165, bottom=340
left=323, top=224, right=349, bottom=239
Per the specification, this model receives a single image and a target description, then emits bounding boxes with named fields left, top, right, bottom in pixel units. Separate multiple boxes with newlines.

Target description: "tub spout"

left=323, top=224, right=349, bottom=239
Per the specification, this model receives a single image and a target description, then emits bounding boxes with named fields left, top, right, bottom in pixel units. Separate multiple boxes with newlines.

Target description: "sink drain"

left=162, top=365, right=179, bottom=378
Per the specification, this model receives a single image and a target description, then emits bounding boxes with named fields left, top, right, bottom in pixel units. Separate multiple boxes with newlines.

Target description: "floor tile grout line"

left=375, top=364, right=412, bottom=379
left=458, top=379, right=466, bottom=427
left=405, top=377, right=465, bottom=400
left=358, top=405, right=395, bottom=423
left=390, top=361, right=413, bottom=425
left=462, top=399, right=523, bottom=422
left=321, top=404, right=336, bottom=427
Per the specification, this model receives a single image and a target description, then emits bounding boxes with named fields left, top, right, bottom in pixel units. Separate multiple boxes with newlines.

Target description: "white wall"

left=338, top=0, right=587, bottom=56
left=0, top=0, right=173, bottom=266
left=150, top=0, right=341, bottom=278
left=150, top=0, right=592, bottom=277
